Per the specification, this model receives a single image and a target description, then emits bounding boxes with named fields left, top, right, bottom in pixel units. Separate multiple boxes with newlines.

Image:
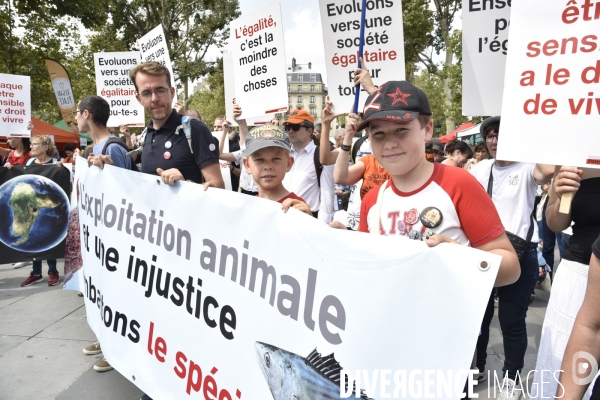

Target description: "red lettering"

left=174, top=351, right=187, bottom=379
left=526, top=41, right=541, bottom=58
left=155, top=337, right=167, bottom=362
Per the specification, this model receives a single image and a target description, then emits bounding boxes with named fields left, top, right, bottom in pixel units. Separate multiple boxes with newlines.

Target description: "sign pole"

left=352, top=0, right=368, bottom=114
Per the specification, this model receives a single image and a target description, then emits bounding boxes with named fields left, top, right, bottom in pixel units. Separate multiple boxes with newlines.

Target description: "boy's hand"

left=329, top=221, right=347, bottom=230
left=281, top=198, right=312, bottom=216
left=425, top=234, right=459, bottom=247
left=344, top=111, right=360, bottom=139
left=353, top=57, right=376, bottom=94
left=322, top=96, right=342, bottom=125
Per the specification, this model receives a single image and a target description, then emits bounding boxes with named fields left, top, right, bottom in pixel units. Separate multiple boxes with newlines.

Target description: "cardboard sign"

left=319, top=0, right=406, bottom=112
left=0, top=73, right=30, bottom=137
left=462, top=0, right=511, bottom=116
left=137, top=25, right=177, bottom=92
left=94, top=52, right=145, bottom=127
left=223, top=51, right=276, bottom=127
left=73, top=160, right=500, bottom=399
left=498, top=1, right=600, bottom=168
left=229, top=3, right=288, bottom=119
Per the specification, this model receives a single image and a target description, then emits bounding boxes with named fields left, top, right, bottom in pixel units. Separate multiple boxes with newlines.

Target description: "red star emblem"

left=387, top=88, right=411, bottom=106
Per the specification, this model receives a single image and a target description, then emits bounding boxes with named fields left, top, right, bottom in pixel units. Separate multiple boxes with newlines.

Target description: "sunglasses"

left=285, top=124, right=310, bottom=132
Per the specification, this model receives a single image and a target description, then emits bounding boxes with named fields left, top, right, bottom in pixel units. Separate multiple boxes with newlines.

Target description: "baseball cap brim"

left=243, top=140, right=290, bottom=158
left=356, top=110, right=420, bottom=132
left=284, top=116, right=312, bottom=124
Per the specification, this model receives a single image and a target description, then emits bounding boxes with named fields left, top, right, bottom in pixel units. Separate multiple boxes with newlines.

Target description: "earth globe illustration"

left=0, top=174, right=70, bottom=253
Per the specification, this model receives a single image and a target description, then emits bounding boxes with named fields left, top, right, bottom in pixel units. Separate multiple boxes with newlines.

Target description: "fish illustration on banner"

left=255, top=342, right=372, bottom=400
left=44, top=59, right=79, bottom=133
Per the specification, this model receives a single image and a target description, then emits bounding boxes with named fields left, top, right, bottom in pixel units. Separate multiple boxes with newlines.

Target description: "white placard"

left=230, top=3, right=288, bottom=119
left=0, top=73, right=30, bottom=137
left=498, top=1, right=600, bottom=168
left=319, top=0, right=406, bottom=112
left=462, top=0, right=511, bottom=116
left=94, top=52, right=145, bottom=127
left=223, top=52, right=276, bottom=127
left=137, top=25, right=177, bottom=92
left=212, top=131, right=233, bottom=191
left=74, top=159, right=500, bottom=399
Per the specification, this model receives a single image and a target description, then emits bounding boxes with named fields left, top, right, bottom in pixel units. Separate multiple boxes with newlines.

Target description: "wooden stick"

left=559, top=192, right=574, bottom=214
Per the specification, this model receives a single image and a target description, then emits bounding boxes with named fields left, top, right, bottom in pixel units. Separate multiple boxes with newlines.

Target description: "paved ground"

left=0, top=258, right=555, bottom=399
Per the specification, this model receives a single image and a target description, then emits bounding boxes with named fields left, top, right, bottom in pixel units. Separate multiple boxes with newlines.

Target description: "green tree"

left=402, top=0, right=434, bottom=81
left=186, top=57, right=225, bottom=126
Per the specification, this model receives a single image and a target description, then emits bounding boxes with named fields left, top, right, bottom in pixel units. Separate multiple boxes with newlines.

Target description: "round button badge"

left=165, top=141, right=172, bottom=149
left=163, top=151, right=171, bottom=160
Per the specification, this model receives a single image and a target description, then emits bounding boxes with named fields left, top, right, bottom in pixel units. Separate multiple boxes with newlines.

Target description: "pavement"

left=0, top=257, right=556, bottom=400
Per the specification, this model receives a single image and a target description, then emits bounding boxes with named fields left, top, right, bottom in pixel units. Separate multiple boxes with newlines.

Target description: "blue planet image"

left=0, top=174, right=70, bottom=253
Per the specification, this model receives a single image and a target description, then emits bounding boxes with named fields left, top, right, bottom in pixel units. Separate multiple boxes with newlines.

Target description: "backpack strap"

left=370, top=180, right=388, bottom=235
left=174, top=116, right=194, bottom=154
left=313, top=146, right=322, bottom=188
left=101, top=138, right=129, bottom=155
left=350, top=135, right=368, bottom=164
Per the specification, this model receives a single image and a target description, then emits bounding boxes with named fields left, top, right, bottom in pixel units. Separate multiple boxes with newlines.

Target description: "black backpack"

left=84, top=138, right=139, bottom=172
left=313, top=141, right=335, bottom=188
left=350, top=135, right=368, bottom=165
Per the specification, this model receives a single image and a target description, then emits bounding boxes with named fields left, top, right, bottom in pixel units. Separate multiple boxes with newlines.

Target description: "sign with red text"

left=223, top=51, right=276, bottom=127
left=229, top=3, right=288, bottom=119
left=319, top=0, right=405, bottom=112
left=462, top=0, right=511, bottom=115
left=74, top=159, right=501, bottom=399
left=137, top=24, right=177, bottom=97
left=499, top=0, right=600, bottom=168
left=0, top=73, right=30, bottom=137
left=94, top=52, right=145, bottom=127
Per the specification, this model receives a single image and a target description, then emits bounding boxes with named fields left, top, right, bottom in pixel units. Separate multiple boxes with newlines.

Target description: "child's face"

left=368, top=118, right=433, bottom=176
left=243, top=147, right=293, bottom=190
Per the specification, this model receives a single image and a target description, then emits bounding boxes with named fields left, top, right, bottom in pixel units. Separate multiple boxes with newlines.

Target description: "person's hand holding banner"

left=281, top=198, right=312, bottom=217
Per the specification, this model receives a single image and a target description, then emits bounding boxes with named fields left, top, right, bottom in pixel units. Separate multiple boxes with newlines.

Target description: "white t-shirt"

left=283, top=141, right=320, bottom=212
left=233, top=148, right=258, bottom=193
left=470, top=159, right=539, bottom=242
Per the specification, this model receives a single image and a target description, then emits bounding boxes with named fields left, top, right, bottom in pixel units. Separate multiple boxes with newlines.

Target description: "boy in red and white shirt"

left=343, top=81, right=519, bottom=287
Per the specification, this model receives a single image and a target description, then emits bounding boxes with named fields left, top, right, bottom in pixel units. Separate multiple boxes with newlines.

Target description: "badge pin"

left=165, top=141, right=172, bottom=149
left=419, top=207, right=443, bottom=228
left=163, top=151, right=171, bottom=160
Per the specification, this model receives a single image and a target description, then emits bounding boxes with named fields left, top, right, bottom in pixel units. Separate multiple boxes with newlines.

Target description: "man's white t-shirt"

left=283, top=141, right=320, bottom=212
left=470, top=159, right=539, bottom=242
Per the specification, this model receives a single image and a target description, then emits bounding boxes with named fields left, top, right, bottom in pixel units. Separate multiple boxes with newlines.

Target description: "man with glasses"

left=282, top=109, right=334, bottom=219
left=128, top=62, right=223, bottom=189
left=470, top=116, right=554, bottom=399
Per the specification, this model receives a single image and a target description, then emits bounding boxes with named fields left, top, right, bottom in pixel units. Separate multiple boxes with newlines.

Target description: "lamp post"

left=435, top=121, right=442, bottom=136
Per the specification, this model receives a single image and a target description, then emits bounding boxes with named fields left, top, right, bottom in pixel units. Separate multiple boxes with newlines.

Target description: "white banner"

left=230, top=3, right=288, bottom=119
left=0, top=73, right=30, bottom=137
left=499, top=1, right=600, bottom=168
left=319, top=0, right=406, bottom=112
left=94, top=52, right=145, bottom=127
left=75, top=159, right=500, bottom=399
left=462, top=0, right=511, bottom=116
left=137, top=25, right=177, bottom=94
left=223, top=51, right=276, bottom=127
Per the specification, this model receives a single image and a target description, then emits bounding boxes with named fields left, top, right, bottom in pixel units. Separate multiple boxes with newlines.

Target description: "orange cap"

left=283, top=109, right=314, bottom=125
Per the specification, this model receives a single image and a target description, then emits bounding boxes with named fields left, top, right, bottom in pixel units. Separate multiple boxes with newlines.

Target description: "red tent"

left=438, top=122, right=475, bottom=144
left=30, top=117, right=80, bottom=148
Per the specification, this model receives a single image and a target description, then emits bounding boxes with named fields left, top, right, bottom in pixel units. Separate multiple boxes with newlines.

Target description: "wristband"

left=340, top=144, right=351, bottom=151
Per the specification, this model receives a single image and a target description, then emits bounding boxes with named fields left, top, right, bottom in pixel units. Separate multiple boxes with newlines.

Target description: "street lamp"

left=435, top=121, right=442, bottom=136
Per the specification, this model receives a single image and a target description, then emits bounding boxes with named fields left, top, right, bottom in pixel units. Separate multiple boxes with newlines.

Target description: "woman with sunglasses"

left=19, top=135, right=65, bottom=287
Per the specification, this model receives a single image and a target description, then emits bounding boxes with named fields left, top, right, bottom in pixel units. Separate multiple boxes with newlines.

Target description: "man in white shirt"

left=470, top=116, right=554, bottom=399
left=282, top=109, right=334, bottom=221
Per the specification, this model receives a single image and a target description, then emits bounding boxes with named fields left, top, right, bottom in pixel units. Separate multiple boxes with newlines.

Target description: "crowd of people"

left=2, top=60, right=599, bottom=400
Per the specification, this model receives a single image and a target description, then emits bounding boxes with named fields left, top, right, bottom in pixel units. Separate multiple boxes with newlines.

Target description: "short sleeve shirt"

left=358, top=154, right=390, bottom=200
left=358, top=163, right=504, bottom=247
left=93, top=136, right=131, bottom=170
left=141, top=110, right=219, bottom=182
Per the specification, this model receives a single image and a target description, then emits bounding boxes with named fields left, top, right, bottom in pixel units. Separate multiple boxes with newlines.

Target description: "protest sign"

left=137, top=25, right=177, bottom=93
left=462, top=0, right=511, bottom=116
left=212, top=131, right=233, bottom=191
left=319, top=0, right=406, bottom=112
left=0, top=73, right=30, bottom=138
left=498, top=1, right=600, bottom=168
left=223, top=51, right=275, bottom=127
left=74, top=160, right=500, bottom=399
left=230, top=3, right=288, bottom=120
left=0, top=164, right=70, bottom=264
left=45, top=59, right=79, bottom=133
left=94, top=52, right=145, bottom=127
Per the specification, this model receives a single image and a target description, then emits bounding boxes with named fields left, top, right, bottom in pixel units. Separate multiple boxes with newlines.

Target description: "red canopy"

left=438, top=122, right=475, bottom=144
left=30, top=117, right=79, bottom=148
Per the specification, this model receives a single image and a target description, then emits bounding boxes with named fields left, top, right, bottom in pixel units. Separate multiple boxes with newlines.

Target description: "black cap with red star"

left=356, top=81, right=432, bottom=132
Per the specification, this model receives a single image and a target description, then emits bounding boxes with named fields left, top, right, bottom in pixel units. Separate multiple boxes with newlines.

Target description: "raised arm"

left=333, top=112, right=366, bottom=185
left=320, top=96, right=342, bottom=165
left=533, top=163, right=554, bottom=185
left=546, top=165, right=581, bottom=233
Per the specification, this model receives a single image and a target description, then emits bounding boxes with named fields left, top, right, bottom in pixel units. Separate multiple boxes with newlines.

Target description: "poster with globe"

left=0, top=164, right=71, bottom=264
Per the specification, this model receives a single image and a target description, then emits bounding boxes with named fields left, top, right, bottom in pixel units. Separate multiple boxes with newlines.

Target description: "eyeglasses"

left=71, top=110, right=83, bottom=117
left=486, top=134, right=499, bottom=142
left=285, top=124, right=310, bottom=132
left=139, top=87, right=170, bottom=99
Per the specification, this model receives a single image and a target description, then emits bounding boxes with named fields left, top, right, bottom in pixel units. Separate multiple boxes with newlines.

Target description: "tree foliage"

left=186, top=57, right=225, bottom=127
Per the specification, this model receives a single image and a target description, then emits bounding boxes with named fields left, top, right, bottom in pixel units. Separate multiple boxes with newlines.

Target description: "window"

left=298, top=85, right=303, bottom=92
left=310, top=96, right=315, bottom=103
left=310, top=108, right=316, bottom=116
left=287, top=85, right=290, bottom=92
left=310, top=85, right=315, bottom=92
left=310, top=74, right=316, bottom=82
left=298, top=75, right=303, bottom=82
left=298, top=96, right=303, bottom=103
left=287, top=75, right=291, bottom=82
left=323, top=96, right=326, bottom=103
